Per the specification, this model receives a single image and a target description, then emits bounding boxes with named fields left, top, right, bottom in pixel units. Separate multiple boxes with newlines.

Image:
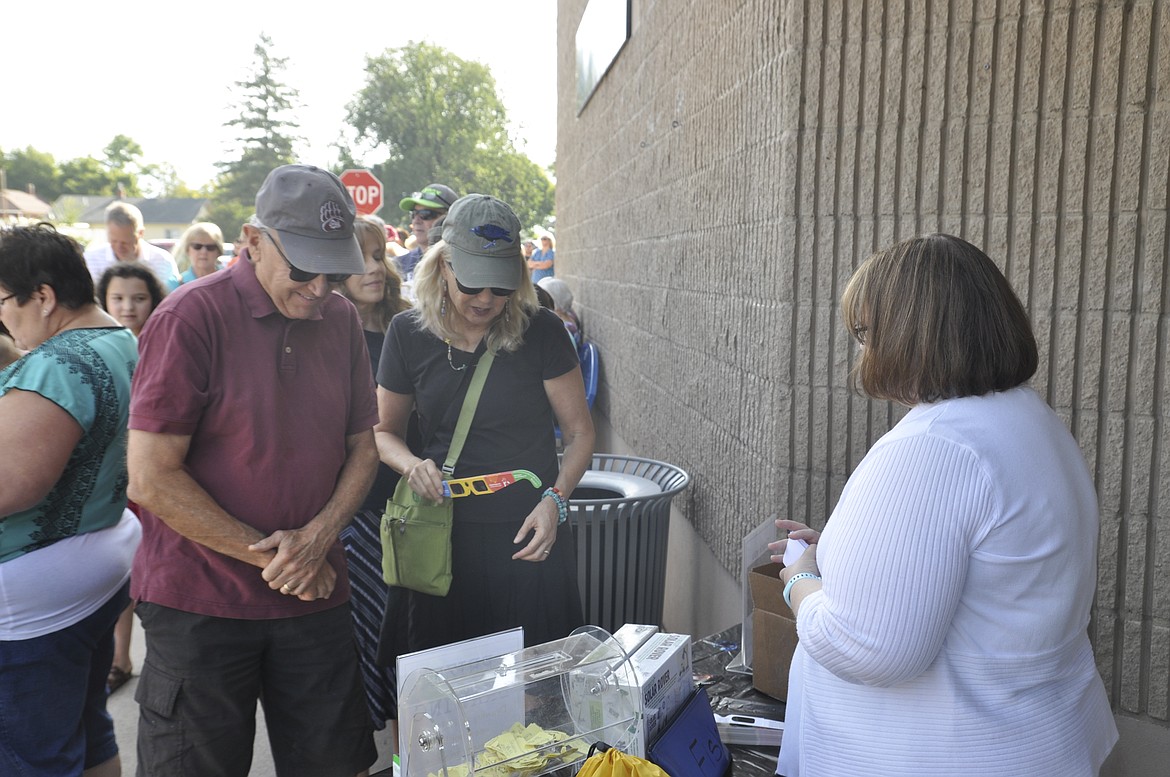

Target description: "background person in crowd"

left=126, top=165, right=379, bottom=777
left=173, top=222, right=226, bottom=283
left=334, top=214, right=411, bottom=737
left=97, top=262, right=166, bottom=338
left=395, top=183, right=457, bottom=284
left=385, top=223, right=407, bottom=259
left=83, top=201, right=181, bottom=291
left=96, top=261, right=166, bottom=694
left=537, top=277, right=581, bottom=347
left=771, top=233, right=1117, bottom=776
left=373, top=194, right=594, bottom=656
left=226, top=219, right=253, bottom=268
left=0, top=224, right=141, bottom=777
left=533, top=281, right=554, bottom=311
left=528, top=233, right=555, bottom=283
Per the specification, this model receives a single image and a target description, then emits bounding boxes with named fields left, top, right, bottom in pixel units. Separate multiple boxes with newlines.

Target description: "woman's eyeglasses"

left=852, top=325, right=868, bottom=345
left=455, top=278, right=514, bottom=297
left=263, top=230, right=351, bottom=283
left=190, top=242, right=220, bottom=252
left=446, top=264, right=513, bottom=297
left=410, top=208, right=443, bottom=221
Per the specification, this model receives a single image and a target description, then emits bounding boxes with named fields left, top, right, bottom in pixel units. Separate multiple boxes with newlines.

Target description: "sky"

left=3, top=1, right=557, bottom=192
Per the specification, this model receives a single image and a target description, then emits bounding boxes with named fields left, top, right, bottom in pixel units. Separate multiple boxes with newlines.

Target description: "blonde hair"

left=412, top=241, right=539, bottom=354
left=173, top=222, right=224, bottom=274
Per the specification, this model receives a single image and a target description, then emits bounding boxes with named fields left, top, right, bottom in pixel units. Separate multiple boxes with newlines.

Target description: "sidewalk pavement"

left=107, top=614, right=396, bottom=775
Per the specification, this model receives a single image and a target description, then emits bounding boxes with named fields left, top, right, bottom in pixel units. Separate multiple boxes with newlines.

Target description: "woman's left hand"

left=779, top=542, right=820, bottom=584
left=512, top=496, right=559, bottom=562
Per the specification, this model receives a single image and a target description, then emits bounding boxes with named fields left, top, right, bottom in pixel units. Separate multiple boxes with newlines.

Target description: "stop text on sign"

left=339, top=169, right=383, bottom=215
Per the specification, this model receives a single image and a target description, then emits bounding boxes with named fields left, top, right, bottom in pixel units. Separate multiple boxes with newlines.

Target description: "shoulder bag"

left=380, top=350, right=495, bottom=596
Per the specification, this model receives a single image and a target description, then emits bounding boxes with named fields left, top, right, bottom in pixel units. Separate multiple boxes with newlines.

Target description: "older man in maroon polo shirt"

left=127, top=165, right=379, bottom=777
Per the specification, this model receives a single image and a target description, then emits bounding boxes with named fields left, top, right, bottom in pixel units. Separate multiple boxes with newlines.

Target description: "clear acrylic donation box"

left=398, top=626, right=641, bottom=776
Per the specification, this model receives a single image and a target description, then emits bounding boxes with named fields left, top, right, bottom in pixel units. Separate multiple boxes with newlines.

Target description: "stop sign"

left=340, top=169, right=383, bottom=215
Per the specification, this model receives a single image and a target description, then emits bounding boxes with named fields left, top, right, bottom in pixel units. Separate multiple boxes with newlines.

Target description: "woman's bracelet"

left=543, top=486, right=569, bottom=524
left=783, top=572, right=821, bottom=608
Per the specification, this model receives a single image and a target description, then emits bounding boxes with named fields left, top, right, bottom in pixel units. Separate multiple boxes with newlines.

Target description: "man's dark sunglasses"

left=447, top=264, right=513, bottom=297
left=263, top=230, right=351, bottom=283
left=410, top=208, right=444, bottom=221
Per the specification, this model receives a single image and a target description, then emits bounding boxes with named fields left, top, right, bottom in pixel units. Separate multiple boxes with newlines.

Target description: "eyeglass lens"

left=265, top=231, right=350, bottom=284
left=455, top=277, right=513, bottom=298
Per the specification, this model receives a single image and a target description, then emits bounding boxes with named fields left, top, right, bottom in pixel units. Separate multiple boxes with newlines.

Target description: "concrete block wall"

left=557, top=0, right=1168, bottom=740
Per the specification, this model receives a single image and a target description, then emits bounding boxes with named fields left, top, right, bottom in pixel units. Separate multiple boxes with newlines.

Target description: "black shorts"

left=135, top=602, right=376, bottom=777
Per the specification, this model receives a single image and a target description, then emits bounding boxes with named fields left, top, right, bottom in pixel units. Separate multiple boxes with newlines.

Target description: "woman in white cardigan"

left=772, top=234, right=1117, bottom=776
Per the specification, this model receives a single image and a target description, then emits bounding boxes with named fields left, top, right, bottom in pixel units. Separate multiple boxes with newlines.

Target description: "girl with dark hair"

left=97, top=262, right=166, bottom=337
left=96, top=261, right=167, bottom=692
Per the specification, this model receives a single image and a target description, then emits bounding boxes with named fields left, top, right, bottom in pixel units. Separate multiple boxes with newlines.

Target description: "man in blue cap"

left=127, top=164, right=380, bottom=776
left=395, top=182, right=458, bottom=285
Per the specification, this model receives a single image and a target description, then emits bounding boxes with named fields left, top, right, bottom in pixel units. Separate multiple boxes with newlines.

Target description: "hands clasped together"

left=249, top=523, right=338, bottom=601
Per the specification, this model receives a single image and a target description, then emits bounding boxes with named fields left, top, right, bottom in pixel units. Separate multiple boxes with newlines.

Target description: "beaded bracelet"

left=783, top=572, right=821, bottom=608
left=543, top=486, right=569, bottom=524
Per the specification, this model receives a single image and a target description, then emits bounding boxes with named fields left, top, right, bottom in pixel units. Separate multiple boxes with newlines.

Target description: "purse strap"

left=441, top=350, right=495, bottom=477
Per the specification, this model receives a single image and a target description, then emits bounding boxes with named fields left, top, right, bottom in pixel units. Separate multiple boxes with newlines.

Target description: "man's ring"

left=542, top=550, right=550, bottom=556
left=281, top=583, right=293, bottom=593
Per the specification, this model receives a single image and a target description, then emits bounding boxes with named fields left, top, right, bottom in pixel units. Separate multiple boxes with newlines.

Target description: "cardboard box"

left=611, top=623, right=659, bottom=659
left=625, top=632, right=694, bottom=756
left=639, top=666, right=694, bottom=755
left=749, top=562, right=800, bottom=701
left=572, top=628, right=688, bottom=758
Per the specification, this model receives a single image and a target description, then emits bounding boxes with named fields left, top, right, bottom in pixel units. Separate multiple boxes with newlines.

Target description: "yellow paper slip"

left=428, top=723, right=591, bottom=777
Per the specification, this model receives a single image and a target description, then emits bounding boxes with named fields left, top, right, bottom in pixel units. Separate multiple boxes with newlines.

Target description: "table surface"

left=692, top=624, right=785, bottom=777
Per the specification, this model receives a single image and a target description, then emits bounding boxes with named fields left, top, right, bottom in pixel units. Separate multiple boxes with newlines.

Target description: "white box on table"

left=624, top=632, right=694, bottom=756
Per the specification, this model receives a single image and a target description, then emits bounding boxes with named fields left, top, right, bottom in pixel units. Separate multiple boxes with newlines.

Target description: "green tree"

left=343, top=41, right=554, bottom=227
left=1, top=146, right=60, bottom=201
left=97, top=134, right=143, bottom=196
left=58, top=157, right=123, bottom=197
left=103, top=135, right=142, bottom=171
left=207, top=32, right=303, bottom=239
left=141, top=162, right=203, bottom=198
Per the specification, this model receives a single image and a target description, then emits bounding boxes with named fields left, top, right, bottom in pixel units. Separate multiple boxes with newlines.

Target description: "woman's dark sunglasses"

left=446, top=263, right=513, bottom=297
left=190, top=242, right=221, bottom=252
left=455, top=278, right=514, bottom=297
left=264, top=230, right=351, bottom=283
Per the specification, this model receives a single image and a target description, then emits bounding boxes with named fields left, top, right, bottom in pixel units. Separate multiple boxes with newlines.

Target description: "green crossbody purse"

left=380, top=350, right=494, bottom=596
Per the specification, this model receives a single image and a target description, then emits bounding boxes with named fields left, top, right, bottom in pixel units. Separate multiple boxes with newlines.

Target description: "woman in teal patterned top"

left=0, top=224, right=141, bottom=777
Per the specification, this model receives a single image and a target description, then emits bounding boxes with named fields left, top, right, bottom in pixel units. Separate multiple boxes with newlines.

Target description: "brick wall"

left=557, top=0, right=1169, bottom=727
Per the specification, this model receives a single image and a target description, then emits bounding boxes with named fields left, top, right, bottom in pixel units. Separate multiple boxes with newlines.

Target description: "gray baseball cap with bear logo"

left=255, top=164, right=364, bottom=276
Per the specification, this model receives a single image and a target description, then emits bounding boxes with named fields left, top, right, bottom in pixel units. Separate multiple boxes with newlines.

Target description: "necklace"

left=445, top=339, right=468, bottom=372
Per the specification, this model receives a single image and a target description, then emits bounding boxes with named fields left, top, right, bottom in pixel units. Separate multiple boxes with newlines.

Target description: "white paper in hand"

left=782, top=537, right=809, bottom=567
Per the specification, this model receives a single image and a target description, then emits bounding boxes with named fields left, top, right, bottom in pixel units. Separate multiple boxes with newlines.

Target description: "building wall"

left=557, top=0, right=1169, bottom=758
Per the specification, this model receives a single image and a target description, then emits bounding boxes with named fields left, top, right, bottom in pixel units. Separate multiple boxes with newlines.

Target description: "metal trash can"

left=565, top=454, right=691, bottom=633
